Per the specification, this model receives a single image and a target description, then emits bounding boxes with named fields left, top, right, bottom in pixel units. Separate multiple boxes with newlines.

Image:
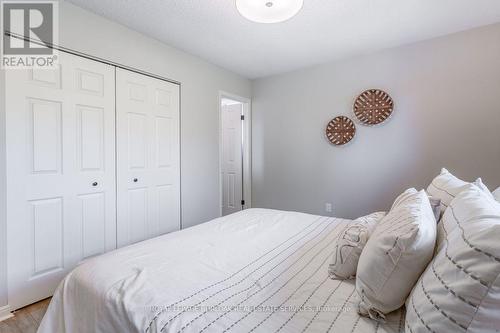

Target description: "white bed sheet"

left=38, top=209, right=404, bottom=333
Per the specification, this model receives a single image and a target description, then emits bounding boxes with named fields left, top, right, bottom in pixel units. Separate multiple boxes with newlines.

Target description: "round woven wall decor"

left=326, top=116, right=356, bottom=146
left=353, top=89, right=394, bottom=126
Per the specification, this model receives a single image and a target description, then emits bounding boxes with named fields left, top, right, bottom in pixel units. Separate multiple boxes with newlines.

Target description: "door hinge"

left=241, top=200, right=245, bottom=206
left=241, top=115, right=245, bottom=121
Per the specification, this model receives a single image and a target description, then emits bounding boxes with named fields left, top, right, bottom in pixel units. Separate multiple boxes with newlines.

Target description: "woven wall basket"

left=353, top=89, right=394, bottom=126
left=326, top=116, right=356, bottom=146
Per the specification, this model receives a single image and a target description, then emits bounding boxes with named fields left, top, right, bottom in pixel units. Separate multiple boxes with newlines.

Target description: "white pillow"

left=405, top=185, right=500, bottom=333
left=356, top=189, right=437, bottom=319
left=428, top=169, right=494, bottom=249
left=475, top=177, right=495, bottom=200
left=426, top=168, right=488, bottom=213
left=328, top=212, right=386, bottom=280
left=493, top=187, right=500, bottom=202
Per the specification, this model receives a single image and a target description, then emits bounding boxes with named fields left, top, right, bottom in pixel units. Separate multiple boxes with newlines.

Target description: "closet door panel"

left=128, top=112, right=148, bottom=169
left=29, top=99, right=63, bottom=173
left=69, top=55, right=117, bottom=260
left=77, top=104, right=105, bottom=171
left=128, top=188, right=148, bottom=244
left=116, top=69, right=180, bottom=247
left=31, top=198, right=64, bottom=275
left=78, top=192, right=106, bottom=258
left=6, top=53, right=116, bottom=310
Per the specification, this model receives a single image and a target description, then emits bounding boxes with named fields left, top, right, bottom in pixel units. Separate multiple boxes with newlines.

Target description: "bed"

left=38, top=209, right=404, bottom=333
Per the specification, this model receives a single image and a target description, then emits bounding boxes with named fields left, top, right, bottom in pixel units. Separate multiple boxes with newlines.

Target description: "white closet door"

left=222, top=104, right=243, bottom=216
left=6, top=52, right=116, bottom=309
left=116, top=68, right=180, bottom=247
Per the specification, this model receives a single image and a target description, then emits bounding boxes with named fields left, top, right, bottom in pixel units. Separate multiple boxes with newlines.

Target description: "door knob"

left=92, top=182, right=98, bottom=186
left=133, top=178, right=138, bottom=183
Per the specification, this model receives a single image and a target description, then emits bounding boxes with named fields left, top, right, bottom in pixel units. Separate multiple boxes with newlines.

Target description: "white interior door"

left=6, top=52, right=116, bottom=309
left=116, top=68, right=180, bottom=247
left=221, top=103, right=243, bottom=216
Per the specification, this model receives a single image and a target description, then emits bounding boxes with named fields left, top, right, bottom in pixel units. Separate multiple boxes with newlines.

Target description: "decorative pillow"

left=426, top=168, right=492, bottom=214
left=328, top=212, right=386, bottom=280
left=494, top=187, right=500, bottom=202
left=356, top=189, right=437, bottom=320
left=405, top=185, right=500, bottom=333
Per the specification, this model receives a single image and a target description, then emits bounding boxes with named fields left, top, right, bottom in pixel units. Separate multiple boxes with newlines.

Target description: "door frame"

left=218, top=91, right=252, bottom=216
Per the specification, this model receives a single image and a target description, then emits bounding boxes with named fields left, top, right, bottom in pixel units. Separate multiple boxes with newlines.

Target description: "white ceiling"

left=66, top=0, right=500, bottom=79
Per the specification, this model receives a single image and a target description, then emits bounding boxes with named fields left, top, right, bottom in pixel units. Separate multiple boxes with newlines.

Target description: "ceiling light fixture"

left=236, top=0, right=303, bottom=24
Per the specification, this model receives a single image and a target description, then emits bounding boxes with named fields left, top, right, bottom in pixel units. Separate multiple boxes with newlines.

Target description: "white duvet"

left=38, top=209, right=404, bottom=333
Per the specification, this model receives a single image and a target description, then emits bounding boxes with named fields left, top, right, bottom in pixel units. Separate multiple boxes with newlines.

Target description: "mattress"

left=38, top=209, right=404, bottom=333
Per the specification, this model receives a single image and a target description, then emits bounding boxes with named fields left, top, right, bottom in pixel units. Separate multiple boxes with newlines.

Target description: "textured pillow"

left=427, top=168, right=491, bottom=214
left=328, top=212, right=386, bottom=280
left=405, top=185, right=500, bottom=333
left=356, top=189, right=437, bottom=320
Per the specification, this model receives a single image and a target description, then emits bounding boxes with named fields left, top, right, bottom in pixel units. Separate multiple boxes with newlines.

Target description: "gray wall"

left=0, top=1, right=251, bottom=308
left=252, top=23, right=500, bottom=219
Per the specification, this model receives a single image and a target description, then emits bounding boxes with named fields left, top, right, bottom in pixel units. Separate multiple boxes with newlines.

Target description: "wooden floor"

left=0, top=298, right=51, bottom=333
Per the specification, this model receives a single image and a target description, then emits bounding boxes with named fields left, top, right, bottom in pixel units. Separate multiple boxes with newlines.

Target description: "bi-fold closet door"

left=6, top=52, right=117, bottom=310
left=6, top=52, right=180, bottom=310
left=116, top=68, right=180, bottom=247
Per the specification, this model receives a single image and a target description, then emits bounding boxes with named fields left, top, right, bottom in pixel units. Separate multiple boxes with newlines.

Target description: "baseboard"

left=0, top=305, right=13, bottom=322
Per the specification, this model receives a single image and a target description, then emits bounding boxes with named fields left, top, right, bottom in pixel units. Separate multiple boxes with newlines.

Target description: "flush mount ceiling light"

left=236, top=0, right=304, bottom=24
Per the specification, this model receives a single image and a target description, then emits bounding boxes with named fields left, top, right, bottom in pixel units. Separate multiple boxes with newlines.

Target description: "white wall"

left=0, top=69, right=6, bottom=308
left=0, top=1, right=251, bottom=308
left=252, top=23, right=500, bottom=219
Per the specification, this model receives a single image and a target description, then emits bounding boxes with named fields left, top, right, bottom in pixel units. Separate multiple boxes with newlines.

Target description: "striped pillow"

left=405, top=185, right=500, bottom=333
left=427, top=168, right=493, bottom=214
left=356, top=189, right=436, bottom=319
left=427, top=169, right=494, bottom=250
left=426, top=168, right=470, bottom=213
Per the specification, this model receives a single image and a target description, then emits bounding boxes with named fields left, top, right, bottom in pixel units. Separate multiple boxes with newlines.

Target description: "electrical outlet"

left=325, top=203, right=333, bottom=214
